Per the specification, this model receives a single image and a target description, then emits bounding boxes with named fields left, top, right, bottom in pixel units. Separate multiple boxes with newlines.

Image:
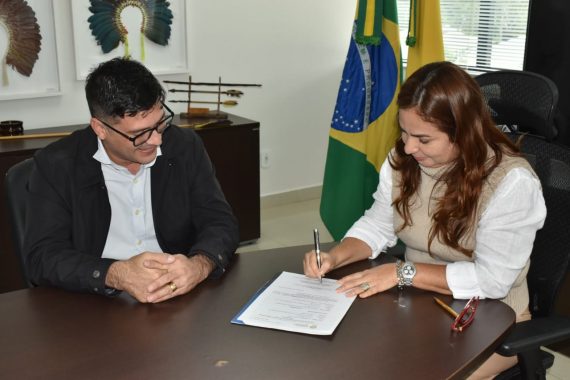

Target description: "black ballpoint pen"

left=313, top=228, right=322, bottom=283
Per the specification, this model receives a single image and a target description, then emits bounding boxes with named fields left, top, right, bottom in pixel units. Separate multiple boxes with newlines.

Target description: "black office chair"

left=475, top=70, right=561, bottom=142
left=475, top=71, right=570, bottom=379
left=4, top=158, right=35, bottom=288
left=493, top=132, right=570, bottom=380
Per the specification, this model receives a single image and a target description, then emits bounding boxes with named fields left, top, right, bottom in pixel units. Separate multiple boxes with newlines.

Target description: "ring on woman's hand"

left=169, top=282, right=177, bottom=292
left=360, top=282, right=371, bottom=291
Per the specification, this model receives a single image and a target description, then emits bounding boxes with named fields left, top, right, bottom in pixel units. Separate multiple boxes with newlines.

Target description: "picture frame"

left=0, top=0, right=61, bottom=101
left=71, top=0, right=188, bottom=80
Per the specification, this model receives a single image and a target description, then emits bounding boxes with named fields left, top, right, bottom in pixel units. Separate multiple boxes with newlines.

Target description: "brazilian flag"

left=320, top=0, right=401, bottom=241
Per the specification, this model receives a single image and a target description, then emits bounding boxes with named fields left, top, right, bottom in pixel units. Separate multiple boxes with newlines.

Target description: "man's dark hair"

left=85, top=58, right=165, bottom=119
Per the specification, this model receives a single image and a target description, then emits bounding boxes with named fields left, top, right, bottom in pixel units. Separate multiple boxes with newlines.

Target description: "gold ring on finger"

left=169, top=281, right=177, bottom=292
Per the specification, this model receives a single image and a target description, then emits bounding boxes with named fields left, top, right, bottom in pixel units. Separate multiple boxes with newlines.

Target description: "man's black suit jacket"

left=24, top=125, right=239, bottom=295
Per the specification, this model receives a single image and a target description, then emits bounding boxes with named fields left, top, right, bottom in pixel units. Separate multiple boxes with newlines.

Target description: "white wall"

left=0, top=0, right=355, bottom=196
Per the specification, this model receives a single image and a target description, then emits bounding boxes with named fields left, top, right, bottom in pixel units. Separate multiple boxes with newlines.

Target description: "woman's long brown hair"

left=390, top=61, right=520, bottom=256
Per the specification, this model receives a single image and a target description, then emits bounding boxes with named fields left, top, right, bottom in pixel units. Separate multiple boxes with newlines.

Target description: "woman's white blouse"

left=344, top=158, right=547, bottom=300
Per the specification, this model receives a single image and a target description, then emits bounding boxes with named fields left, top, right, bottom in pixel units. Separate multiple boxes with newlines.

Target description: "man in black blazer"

left=24, top=58, right=239, bottom=303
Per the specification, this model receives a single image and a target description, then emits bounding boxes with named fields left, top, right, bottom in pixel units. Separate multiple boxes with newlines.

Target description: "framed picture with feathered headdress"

left=0, top=0, right=61, bottom=100
left=71, top=0, right=188, bottom=80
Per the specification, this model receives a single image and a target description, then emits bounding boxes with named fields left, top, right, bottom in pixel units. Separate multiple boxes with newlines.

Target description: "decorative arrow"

left=164, top=80, right=261, bottom=87
left=168, top=89, right=243, bottom=97
left=170, top=100, right=238, bottom=106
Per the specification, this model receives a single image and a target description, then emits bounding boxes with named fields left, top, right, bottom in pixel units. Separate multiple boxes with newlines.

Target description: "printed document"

left=231, top=271, right=356, bottom=335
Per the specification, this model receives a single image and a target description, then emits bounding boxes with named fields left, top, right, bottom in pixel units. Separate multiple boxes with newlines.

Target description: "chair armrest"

left=497, top=316, right=570, bottom=356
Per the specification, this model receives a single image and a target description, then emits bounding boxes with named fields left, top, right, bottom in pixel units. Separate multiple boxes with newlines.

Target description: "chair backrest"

left=476, top=70, right=559, bottom=141
left=507, top=133, right=570, bottom=318
left=4, top=158, right=35, bottom=288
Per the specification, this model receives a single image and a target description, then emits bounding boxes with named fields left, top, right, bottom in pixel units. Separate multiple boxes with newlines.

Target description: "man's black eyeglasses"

left=97, top=102, right=174, bottom=147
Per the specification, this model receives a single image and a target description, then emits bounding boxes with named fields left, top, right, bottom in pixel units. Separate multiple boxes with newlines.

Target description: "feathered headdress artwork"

left=88, top=0, right=173, bottom=61
left=0, top=0, right=42, bottom=86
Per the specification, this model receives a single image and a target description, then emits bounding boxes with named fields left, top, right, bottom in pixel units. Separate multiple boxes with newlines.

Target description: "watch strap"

left=396, top=260, right=405, bottom=289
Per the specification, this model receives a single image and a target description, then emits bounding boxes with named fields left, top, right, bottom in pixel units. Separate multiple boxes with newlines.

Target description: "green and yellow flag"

left=320, top=0, right=402, bottom=241
left=405, top=0, right=445, bottom=78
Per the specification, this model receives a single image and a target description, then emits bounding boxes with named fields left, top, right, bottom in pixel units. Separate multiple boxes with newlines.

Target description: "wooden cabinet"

left=188, top=116, right=261, bottom=244
left=0, top=114, right=260, bottom=293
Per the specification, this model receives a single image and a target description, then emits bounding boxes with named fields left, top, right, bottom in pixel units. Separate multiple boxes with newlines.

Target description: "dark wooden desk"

left=0, top=245, right=515, bottom=380
left=0, top=114, right=260, bottom=293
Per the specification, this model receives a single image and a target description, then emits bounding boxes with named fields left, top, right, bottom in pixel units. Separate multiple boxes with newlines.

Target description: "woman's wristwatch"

left=396, top=260, right=417, bottom=289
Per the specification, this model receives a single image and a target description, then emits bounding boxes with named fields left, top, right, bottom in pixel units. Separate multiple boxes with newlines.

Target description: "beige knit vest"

left=392, top=152, right=535, bottom=316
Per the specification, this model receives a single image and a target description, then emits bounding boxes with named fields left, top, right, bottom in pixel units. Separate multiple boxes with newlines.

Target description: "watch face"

left=402, top=263, right=416, bottom=279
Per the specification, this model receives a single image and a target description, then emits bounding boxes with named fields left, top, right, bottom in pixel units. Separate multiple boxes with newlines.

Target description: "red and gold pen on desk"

left=313, top=228, right=322, bottom=284
left=433, top=296, right=459, bottom=318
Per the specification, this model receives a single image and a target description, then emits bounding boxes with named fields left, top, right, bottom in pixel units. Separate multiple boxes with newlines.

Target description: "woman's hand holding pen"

left=303, top=250, right=336, bottom=279
left=303, top=237, right=377, bottom=290
left=303, top=250, right=399, bottom=298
